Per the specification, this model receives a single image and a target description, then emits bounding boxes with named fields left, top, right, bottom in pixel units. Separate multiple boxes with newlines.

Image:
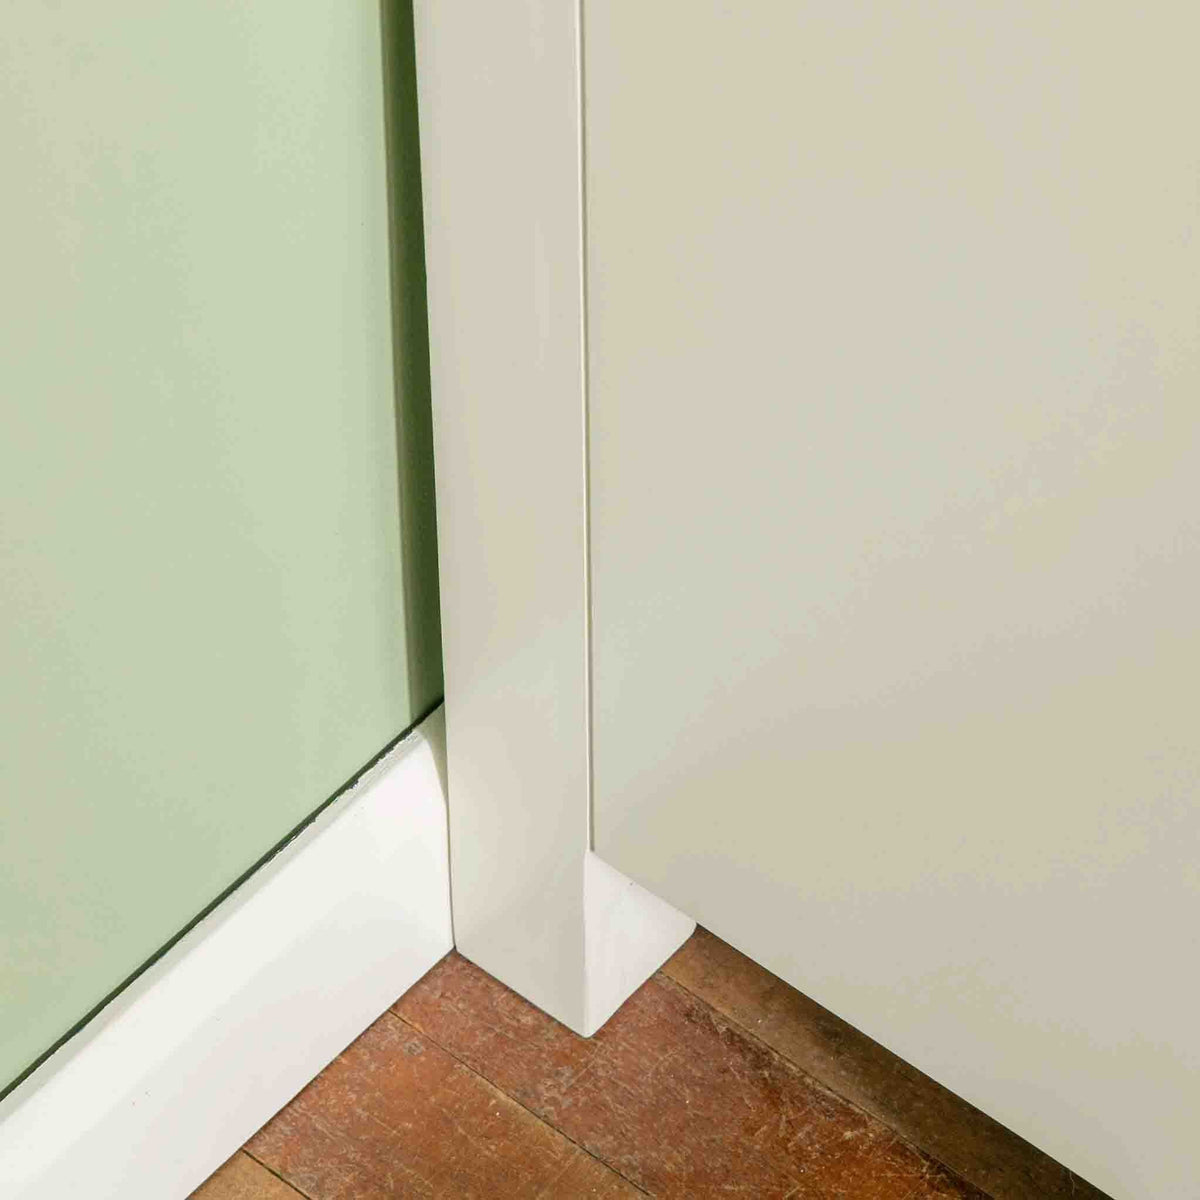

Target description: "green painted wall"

left=0, top=1, right=440, bottom=1094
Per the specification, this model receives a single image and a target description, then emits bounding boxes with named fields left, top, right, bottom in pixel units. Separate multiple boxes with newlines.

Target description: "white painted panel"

left=414, top=1, right=692, bottom=1037
left=584, top=4, right=1199, bottom=1197
left=0, top=711, right=452, bottom=1200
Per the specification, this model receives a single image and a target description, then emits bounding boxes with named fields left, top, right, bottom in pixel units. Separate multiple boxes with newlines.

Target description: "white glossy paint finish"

left=0, top=711, right=452, bottom=1200
left=414, top=1, right=692, bottom=1037
left=583, top=4, right=1200, bottom=1198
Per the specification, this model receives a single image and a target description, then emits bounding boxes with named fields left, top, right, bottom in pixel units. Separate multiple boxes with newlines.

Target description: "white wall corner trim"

left=0, top=707, right=453, bottom=1200
left=414, top=0, right=695, bottom=1038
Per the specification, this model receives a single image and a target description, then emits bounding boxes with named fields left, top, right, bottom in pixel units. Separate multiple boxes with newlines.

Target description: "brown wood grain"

left=397, top=951, right=985, bottom=1199
left=661, top=928, right=1111, bottom=1200
left=201, top=929, right=1113, bottom=1199
left=247, top=1010, right=639, bottom=1199
left=191, top=1152, right=306, bottom=1200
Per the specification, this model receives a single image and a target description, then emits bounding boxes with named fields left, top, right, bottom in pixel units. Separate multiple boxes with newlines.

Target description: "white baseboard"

left=0, top=707, right=453, bottom=1200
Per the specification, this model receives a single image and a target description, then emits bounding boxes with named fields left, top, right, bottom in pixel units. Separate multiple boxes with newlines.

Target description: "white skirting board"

left=0, top=707, right=453, bottom=1200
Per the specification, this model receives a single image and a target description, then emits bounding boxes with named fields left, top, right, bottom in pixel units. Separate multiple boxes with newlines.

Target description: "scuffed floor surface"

left=193, top=929, right=1108, bottom=1200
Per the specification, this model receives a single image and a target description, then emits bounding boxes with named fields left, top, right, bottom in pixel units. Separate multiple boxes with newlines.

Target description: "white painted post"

left=413, top=1, right=693, bottom=1036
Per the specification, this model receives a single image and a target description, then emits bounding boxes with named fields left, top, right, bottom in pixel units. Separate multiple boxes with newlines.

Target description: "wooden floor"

left=193, top=929, right=1108, bottom=1200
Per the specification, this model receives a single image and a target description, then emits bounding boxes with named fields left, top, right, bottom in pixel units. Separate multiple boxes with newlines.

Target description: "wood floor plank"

left=246, top=1011, right=640, bottom=1200
left=397, top=951, right=986, bottom=1199
left=219, top=929, right=1111, bottom=1199
left=190, top=1151, right=307, bottom=1199
left=392, top=946, right=601, bottom=1114
left=661, top=928, right=1111, bottom=1200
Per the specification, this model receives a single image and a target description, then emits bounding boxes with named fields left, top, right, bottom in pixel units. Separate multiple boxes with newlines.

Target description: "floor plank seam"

left=242, top=1146, right=315, bottom=1200
left=385, top=1009, right=654, bottom=1197
left=652, top=969, right=994, bottom=1200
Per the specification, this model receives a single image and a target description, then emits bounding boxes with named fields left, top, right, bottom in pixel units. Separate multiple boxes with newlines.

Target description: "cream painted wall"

left=584, top=4, right=1199, bottom=1197
left=0, top=1, right=440, bottom=1094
